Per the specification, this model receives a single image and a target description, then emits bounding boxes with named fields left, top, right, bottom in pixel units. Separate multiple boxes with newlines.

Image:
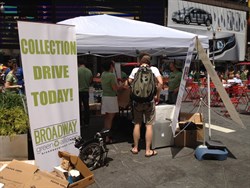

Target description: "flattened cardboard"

left=0, top=160, right=68, bottom=188
left=0, top=153, right=94, bottom=188
left=30, top=170, right=68, bottom=188
left=0, top=160, right=37, bottom=187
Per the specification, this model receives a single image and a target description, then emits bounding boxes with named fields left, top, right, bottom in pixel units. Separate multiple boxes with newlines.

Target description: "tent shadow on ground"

left=170, top=146, right=195, bottom=159
left=226, top=148, right=237, bottom=159
left=84, top=114, right=136, bottom=145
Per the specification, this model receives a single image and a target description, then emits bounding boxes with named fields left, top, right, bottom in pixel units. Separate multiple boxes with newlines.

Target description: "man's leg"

left=79, top=92, right=84, bottom=125
left=79, top=92, right=84, bottom=136
left=144, top=102, right=157, bottom=156
left=145, top=124, right=153, bottom=154
left=82, top=92, right=90, bottom=125
left=132, top=123, right=141, bottom=153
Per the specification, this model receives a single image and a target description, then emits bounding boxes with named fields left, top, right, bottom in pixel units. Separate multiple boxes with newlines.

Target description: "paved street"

left=0, top=101, right=249, bottom=188
left=85, top=101, right=250, bottom=188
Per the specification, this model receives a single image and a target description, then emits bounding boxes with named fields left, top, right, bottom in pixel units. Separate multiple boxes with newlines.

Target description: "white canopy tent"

left=57, top=14, right=245, bottom=134
left=57, top=14, right=209, bottom=56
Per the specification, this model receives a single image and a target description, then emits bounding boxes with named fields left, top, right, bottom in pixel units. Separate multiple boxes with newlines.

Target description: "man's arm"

left=155, top=75, right=163, bottom=103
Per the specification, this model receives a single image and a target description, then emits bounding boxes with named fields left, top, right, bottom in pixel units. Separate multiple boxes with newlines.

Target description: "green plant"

left=0, top=107, right=29, bottom=137
left=0, top=92, right=24, bottom=109
left=0, top=92, right=29, bottom=137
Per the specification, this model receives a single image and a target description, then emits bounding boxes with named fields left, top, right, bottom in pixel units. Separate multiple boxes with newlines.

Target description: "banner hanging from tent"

left=171, top=37, right=196, bottom=135
left=18, top=21, right=80, bottom=171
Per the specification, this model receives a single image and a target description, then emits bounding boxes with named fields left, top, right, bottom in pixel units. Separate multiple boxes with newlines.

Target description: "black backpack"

left=131, top=66, right=157, bottom=103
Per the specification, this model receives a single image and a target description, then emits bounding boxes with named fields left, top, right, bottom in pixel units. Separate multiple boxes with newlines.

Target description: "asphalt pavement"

left=85, top=101, right=250, bottom=188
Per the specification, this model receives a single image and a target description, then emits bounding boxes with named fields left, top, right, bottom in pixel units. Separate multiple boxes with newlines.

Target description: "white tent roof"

left=57, top=14, right=209, bottom=56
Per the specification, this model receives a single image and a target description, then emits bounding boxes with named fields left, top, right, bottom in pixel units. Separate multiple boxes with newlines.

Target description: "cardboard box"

left=174, top=129, right=198, bottom=148
left=178, top=112, right=204, bottom=142
left=54, top=165, right=68, bottom=180
left=58, top=151, right=94, bottom=188
left=179, top=112, right=203, bottom=125
left=0, top=151, right=94, bottom=188
left=196, top=124, right=204, bottom=141
left=0, top=160, right=68, bottom=188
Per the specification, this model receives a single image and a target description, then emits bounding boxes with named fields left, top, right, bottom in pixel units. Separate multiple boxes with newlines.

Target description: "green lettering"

left=64, top=41, right=69, bottom=55
left=34, top=130, right=40, bottom=144
left=40, top=129, right=46, bottom=143
left=45, top=127, right=51, bottom=140
left=57, top=125, right=63, bottom=137
left=35, top=39, right=40, bottom=54
left=72, top=120, right=77, bottom=132
left=39, top=39, right=45, bottom=54
left=48, top=90, right=57, bottom=104
left=44, top=40, right=50, bottom=54
left=57, top=89, right=64, bottom=103
left=68, top=123, right=74, bottom=133
left=70, top=88, right=73, bottom=101
left=62, top=123, right=69, bottom=135
left=61, top=41, right=64, bottom=55
left=50, top=40, right=55, bottom=55
left=52, top=126, right=58, bottom=139
left=42, top=66, right=51, bottom=79
left=54, top=66, right=63, bottom=78
left=33, top=66, right=42, bottom=80
left=70, top=41, right=77, bottom=54
left=55, top=41, right=61, bottom=54
left=31, top=92, right=39, bottom=106
left=63, top=66, right=69, bottom=78
left=40, top=91, right=48, bottom=105
left=20, top=39, right=28, bottom=54
left=28, top=39, right=35, bottom=54
left=30, top=88, right=73, bottom=106
left=62, top=89, right=69, bottom=102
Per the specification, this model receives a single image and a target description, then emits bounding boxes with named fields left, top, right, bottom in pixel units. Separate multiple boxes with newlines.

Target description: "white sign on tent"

left=18, top=21, right=80, bottom=171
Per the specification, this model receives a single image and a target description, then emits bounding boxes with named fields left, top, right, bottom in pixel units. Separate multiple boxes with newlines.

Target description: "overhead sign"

left=18, top=21, right=80, bottom=171
left=168, top=0, right=247, bottom=61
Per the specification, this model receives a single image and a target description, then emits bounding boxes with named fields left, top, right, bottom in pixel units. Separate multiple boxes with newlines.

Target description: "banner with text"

left=18, top=21, right=80, bottom=171
left=171, top=37, right=195, bottom=136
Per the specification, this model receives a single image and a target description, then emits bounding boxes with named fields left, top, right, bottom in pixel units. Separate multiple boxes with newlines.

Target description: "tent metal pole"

left=207, top=49, right=211, bottom=140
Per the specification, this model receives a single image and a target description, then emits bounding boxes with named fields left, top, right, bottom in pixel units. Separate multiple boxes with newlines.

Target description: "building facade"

left=0, top=0, right=248, bottom=61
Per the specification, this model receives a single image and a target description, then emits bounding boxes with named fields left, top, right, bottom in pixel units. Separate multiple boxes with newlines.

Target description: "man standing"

left=167, top=61, right=182, bottom=104
left=127, top=53, right=163, bottom=157
left=78, top=61, right=93, bottom=134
